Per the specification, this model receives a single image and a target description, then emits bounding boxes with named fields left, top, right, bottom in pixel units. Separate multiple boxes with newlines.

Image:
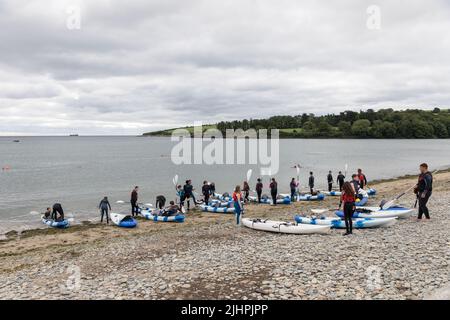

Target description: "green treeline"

left=215, top=108, right=450, bottom=138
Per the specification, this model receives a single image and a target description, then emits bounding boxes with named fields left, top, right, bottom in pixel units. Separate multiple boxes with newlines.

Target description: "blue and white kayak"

left=248, top=196, right=291, bottom=205
left=110, top=212, right=138, bottom=228
left=335, top=206, right=413, bottom=219
left=297, top=194, right=325, bottom=201
left=200, top=205, right=235, bottom=213
left=242, top=218, right=330, bottom=235
left=322, top=191, right=342, bottom=196
left=294, top=215, right=397, bottom=229
left=212, top=193, right=232, bottom=201
left=139, top=208, right=185, bottom=223
left=42, top=218, right=69, bottom=229
left=209, top=199, right=233, bottom=207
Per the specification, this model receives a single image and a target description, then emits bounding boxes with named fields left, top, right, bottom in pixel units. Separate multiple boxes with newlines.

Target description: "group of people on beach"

left=42, top=164, right=433, bottom=232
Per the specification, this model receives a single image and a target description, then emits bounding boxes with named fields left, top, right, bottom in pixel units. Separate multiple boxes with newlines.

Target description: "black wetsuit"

left=156, top=195, right=166, bottom=210
left=183, top=184, right=196, bottom=210
left=256, top=182, right=263, bottom=203
left=337, top=174, right=345, bottom=191
left=327, top=174, right=333, bottom=192
left=270, top=181, right=278, bottom=205
left=99, top=199, right=111, bottom=223
left=52, top=203, right=64, bottom=221
left=202, top=184, right=210, bottom=204
left=417, top=171, right=433, bottom=219
left=131, top=190, right=138, bottom=216
left=309, top=176, right=315, bottom=194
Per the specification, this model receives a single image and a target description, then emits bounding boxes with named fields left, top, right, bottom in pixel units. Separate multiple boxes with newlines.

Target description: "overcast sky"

left=0, top=0, right=449, bottom=135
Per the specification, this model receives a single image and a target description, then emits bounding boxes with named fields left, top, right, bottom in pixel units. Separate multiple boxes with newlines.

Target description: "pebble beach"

left=0, top=172, right=449, bottom=300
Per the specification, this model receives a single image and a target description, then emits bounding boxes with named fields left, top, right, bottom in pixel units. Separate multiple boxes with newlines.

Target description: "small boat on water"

left=69, top=134, right=79, bottom=137
left=12, top=140, right=20, bottom=143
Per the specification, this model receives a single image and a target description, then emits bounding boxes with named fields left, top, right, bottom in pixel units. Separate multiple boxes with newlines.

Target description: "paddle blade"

left=173, top=174, right=179, bottom=186
left=246, top=169, right=252, bottom=182
left=381, top=199, right=396, bottom=210
left=311, top=209, right=328, bottom=214
left=116, top=200, right=125, bottom=204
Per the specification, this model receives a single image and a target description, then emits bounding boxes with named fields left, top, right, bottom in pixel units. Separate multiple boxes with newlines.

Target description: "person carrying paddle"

left=357, top=169, right=368, bottom=190
left=232, top=185, right=244, bottom=225
left=99, top=196, right=111, bottom=224
left=339, top=182, right=356, bottom=236
left=327, top=171, right=333, bottom=192
left=255, top=178, right=263, bottom=203
left=130, top=186, right=139, bottom=217
left=337, top=171, right=345, bottom=191
left=415, top=163, right=433, bottom=221
left=290, top=178, right=298, bottom=201
left=270, top=178, right=278, bottom=206
left=308, top=172, right=315, bottom=194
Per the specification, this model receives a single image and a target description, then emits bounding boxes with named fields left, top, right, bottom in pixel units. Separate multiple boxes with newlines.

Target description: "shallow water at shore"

left=1, top=136, right=450, bottom=234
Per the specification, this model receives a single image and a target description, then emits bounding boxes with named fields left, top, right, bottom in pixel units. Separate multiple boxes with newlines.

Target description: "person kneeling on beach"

left=233, top=185, right=243, bottom=225
left=339, top=182, right=356, bottom=236
left=43, top=207, right=52, bottom=219
left=161, top=201, right=179, bottom=216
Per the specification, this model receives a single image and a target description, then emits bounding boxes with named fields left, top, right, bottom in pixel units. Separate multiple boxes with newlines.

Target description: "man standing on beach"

left=130, top=186, right=139, bottom=217
left=327, top=171, right=333, bottom=192
left=309, top=172, right=315, bottom=194
left=357, top=169, right=368, bottom=189
left=337, top=171, right=345, bottom=191
left=415, top=163, right=433, bottom=221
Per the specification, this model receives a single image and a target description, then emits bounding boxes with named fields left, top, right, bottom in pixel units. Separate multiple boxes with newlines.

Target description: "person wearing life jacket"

left=176, top=185, right=185, bottom=211
left=202, top=181, right=211, bottom=205
left=232, top=185, right=243, bottom=225
left=327, top=171, right=333, bottom=192
left=339, top=182, right=356, bottom=236
left=337, top=171, right=345, bottom=191
left=290, top=178, right=298, bottom=201
left=161, top=201, right=179, bottom=216
left=351, top=174, right=360, bottom=195
left=43, top=207, right=52, bottom=219
left=269, top=178, right=278, bottom=206
left=415, top=163, right=433, bottom=221
left=98, top=196, right=111, bottom=224
left=357, top=169, right=368, bottom=190
left=130, top=186, right=139, bottom=217
left=255, top=178, right=263, bottom=203
left=308, top=172, right=315, bottom=194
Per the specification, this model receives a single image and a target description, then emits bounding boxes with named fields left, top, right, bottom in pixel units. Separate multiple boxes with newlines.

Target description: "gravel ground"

left=0, top=175, right=449, bottom=300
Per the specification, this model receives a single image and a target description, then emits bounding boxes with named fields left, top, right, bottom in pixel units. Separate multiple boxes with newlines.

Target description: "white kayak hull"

left=110, top=212, right=138, bottom=228
left=242, top=218, right=330, bottom=235
left=336, top=206, right=414, bottom=219
left=294, top=215, right=397, bottom=229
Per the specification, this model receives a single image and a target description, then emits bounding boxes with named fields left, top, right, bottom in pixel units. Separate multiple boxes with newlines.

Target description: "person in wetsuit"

left=130, top=186, right=139, bottom=217
left=52, top=203, right=64, bottom=221
left=415, top=163, right=433, bottom=221
left=308, top=172, right=315, bottom=194
left=351, top=174, right=360, bottom=194
left=357, top=169, right=368, bottom=190
left=242, top=181, right=250, bottom=203
left=162, top=201, right=179, bottom=216
left=337, top=171, right=345, bottom=191
left=43, top=207, right=51, bottom=219
left=99, top=196, right=111, bottom=224
left=156, top=195, right=166, bottom=210
left=202, top=181, right=210, bottom=205
left=290, top=178, right=298, bottom=202
left=270, top=178, right=278, bottom=206
left=339, top=182, right=356, bottom=236
left=183, top=180, right=196, bottom=210
left=327, top=171, right=333, bottom=192
left=255, top=178, right=263, bottom=203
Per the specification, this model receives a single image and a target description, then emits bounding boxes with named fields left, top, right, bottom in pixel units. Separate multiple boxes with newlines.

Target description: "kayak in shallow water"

left=248, top=196, right=291, bottom=205
left=242, top=218, right=330, bottom=235
left=335, top=206, right=414, bottom=219
left=294, top=215, right=397, bottom=229
left=110, top=212, right=138, bottom=228
left=42, top=218, right=69, bottom=229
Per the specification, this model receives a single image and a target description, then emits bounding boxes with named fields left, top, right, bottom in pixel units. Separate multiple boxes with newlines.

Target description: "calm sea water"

left=1, top=136, right=449, bottom=234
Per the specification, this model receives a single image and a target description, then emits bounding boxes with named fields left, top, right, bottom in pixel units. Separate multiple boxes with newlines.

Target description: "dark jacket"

left=256, top=182, right=263, bottom=193
left=270, top=181, right=278, bottom=194
left=309, top=176, right=315, bottom=187
left=131, top=190, right=138, bottom=203
left=99, top=199, right=111, bottom=210
left=327, top=174, right=333, bottom=183
left=202, top=184, right=210, bottom=196
left=337, top=174, right=345, bottom=184
left=418, top=172, right=433, bottom=193
left=184, top=184, right=193, bottom=196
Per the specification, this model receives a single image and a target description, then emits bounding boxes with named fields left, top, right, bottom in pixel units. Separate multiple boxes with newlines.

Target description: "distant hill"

left=143, top=108, right=450, bottom=138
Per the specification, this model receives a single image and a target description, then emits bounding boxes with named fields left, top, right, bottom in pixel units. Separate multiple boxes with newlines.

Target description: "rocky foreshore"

left=1, top=173, right=449, bottom=300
